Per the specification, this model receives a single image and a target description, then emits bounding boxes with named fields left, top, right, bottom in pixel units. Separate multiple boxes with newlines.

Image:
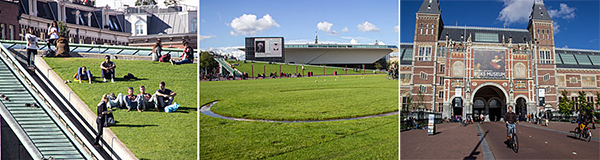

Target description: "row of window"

left=539, top=50, right=552, bottom=64
left=417, top=46, right=431, bottom=61
left=537, top=29, right=552, bottom=41
left=0, top=24, right=15, bottom=40
left=419, top=23, right=436, bottom=35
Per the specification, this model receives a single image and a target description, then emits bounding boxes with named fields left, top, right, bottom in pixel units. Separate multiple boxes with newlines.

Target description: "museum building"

left=400, top=0, right=600, bottom=119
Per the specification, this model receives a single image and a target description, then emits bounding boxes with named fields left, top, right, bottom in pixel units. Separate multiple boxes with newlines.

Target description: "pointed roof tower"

left=529, top=0, right=552, bottom=21
left=417, top=0, right=441, bottom=14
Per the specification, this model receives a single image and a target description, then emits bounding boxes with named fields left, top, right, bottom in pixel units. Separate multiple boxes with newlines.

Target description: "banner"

left=473, top=49, right=506, bottom=79
left=254, top=38, right=283, bottom=57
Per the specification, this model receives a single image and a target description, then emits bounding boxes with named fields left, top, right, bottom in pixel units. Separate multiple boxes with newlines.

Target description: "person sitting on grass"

left=150, top=81, right=176, bottom=112
left=123, top=87, right=139, bottom=112
left=136, top=85, right=153, bottom=112
left=74, top=66, right=92, bottom=84
left=100, top=55, right=116, bottom=83
left=107, top=93, right=124, bottom=109
left=170, top=41, right=194, bottom=65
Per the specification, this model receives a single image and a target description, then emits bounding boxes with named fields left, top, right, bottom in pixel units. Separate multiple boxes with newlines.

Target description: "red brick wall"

left=0, top=0, right=20, bottom=40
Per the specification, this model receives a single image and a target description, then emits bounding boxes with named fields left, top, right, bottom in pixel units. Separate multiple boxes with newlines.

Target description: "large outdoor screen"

left=473, top=49, right=506, bottom=79
left=254, top=37, right=283, bottom=57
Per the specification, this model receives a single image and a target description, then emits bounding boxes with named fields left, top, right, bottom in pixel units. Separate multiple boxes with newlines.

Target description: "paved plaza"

left=401, top=122, right=599, bottom=159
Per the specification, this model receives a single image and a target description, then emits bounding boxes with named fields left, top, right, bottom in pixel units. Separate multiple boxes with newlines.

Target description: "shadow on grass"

left=111, top=124, right=158, bottom=128
left=172, top=106, right=195, bottom=113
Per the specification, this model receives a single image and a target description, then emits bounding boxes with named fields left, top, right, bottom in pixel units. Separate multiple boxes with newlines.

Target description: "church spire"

left=529, top=0, right=552, bottom=21
left=417, top=0, right=441, bottom=14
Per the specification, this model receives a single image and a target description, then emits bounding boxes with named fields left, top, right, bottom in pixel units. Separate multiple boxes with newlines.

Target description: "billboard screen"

left=473, top=49, right=506, bottom=79
left=254, top=38, right=283, bottom=57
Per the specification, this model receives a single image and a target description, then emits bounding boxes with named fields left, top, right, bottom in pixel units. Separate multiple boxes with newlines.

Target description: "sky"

left=400, top=0, right=600, bottom=50
left=96, top=0, right=198, bottom=9
left=199, top=0, right=399, bottom=59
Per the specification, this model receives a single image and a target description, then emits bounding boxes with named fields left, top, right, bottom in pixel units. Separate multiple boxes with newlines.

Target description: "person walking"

left=25, top=28, right=39, bottom=68
left=94, top=94, right=112, bottom=147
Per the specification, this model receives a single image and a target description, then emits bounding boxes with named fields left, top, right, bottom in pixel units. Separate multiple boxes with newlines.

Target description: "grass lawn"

left=44, top=58, right=197, bottom=160
left=227, top=60, right=384, bottom=77
left=200, top=74, right=398, bottom=159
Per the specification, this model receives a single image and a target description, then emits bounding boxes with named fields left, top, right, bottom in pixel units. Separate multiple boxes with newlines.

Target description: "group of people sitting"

left=151, top=40, right=195, bottom=65
left=104, top=81, right=177, bottom=112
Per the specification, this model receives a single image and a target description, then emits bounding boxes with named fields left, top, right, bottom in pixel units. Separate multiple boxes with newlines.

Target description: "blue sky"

left=200, top=0, right=399, bottom=58
left=400, top=0, right=600, bottom=50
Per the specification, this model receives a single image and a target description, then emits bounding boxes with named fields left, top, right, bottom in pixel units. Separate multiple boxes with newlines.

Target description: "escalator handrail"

left=0, top=42, right=99, bottom=159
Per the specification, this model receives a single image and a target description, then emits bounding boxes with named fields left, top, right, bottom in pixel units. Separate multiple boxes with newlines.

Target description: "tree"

left=57, top=21, right=70, bottom=38
left=164, top=0, right=181, bottom=7
left=415, top=89, right=425, bottom=111
left=200, top=51, right=218, bottom=70
left=558, top=90, right=573, bottom=118
left=135, top=0, right=157, bottom=6
left=577, top=91, right=594, bottom=115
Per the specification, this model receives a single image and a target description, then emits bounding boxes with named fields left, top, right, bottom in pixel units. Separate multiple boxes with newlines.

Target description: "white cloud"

left=357, top=21, right=380, bottom=32
left=394, top=25, right=399, bottom=33
left=317, top=21, right=339, bottom=36
left=206, top=46, right=246, bottom=60
left=199, top=35, right=215, bottom=41
left=376, top=41, right=385, bottom=45
left=497, top=0, right=534, bottom=26
left=553, top=22, right=560, bottom=34
left=230, top=31, right=237, bottom=36
left=341, top=27, right=349, bottom=32
left=548, top=3, right=575, bottom=19
left=229, top=14, right=280, bottom=36
left=350, top=39, right=359, bottom=44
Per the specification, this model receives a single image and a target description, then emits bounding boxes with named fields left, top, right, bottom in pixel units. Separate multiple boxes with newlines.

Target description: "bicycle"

left=507, top=124, right=519, bottom=153
left=573, top=124, right=592, bottom=142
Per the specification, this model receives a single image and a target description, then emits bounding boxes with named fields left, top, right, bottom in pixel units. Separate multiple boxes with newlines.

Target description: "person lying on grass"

left=74, top=66, right=92, bottom=84
left=151, top=81, right=176, bottom=112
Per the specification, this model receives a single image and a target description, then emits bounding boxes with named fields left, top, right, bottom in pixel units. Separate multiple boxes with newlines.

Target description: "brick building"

left=400, top=0, right=600, bottom=120
left=0, top=0, right=20, bottom=40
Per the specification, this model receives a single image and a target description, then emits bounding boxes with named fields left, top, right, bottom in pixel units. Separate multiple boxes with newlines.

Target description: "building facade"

left=400, top=0, right=600, bottom=119
left=18, top=0, right=130, bottom=45
left=124, top=5, right=197, bottom=49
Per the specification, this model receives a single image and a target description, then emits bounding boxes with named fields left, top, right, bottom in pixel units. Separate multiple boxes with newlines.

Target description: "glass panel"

left=104, top=48, right=123, bottom=54
left=574, top=54, right=592, bottom=65
left=475, top=33, right=498, bottom=42
left=72, top=47, right=92, bottom=52
left=555, top=53, right=562, bottom=64
left=588, top=55, right=600, bottom=66
left=119, top=49, right=137, bottom=55
left=560, top=54, right=578, bottom=65
left=137, top=50, right=152, bottom=56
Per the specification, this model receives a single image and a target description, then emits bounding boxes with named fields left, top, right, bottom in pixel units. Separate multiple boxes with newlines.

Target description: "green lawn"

left=44, top=58, right=197, bottom=160
left=227, top=61, right=383, bottom=77
left=200, top=74, right=398, bottom=159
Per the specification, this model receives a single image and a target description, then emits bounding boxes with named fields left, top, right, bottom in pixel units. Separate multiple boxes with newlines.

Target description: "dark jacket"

left=505, top=111, right=516, bottom=124
left=97, top=100, right=108, bottom=122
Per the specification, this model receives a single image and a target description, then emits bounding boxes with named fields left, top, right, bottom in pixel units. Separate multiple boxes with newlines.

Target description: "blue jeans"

left=507, top=123, right=515, bottom=137
left=136, top=95, right=153, bottom=110
left=175, top=59, right=193, bottom=65
left=108, top=93, right=124, bottom=108
left=123, top=95, right=139, bottom=110
left=77, top=67, right=92, bottom=80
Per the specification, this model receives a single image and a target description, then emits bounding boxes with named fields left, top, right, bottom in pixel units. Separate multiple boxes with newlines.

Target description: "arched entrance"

left=516, top=97, right=527, bottom=120
left=472, top=84, right=507, bottom=121
left=452, top=97, right=463, bottom=116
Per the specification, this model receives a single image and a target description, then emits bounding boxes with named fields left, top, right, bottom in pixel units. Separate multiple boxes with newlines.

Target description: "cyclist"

left=577, top=111, right=589, bottom=132
left=505, top=106, right=517, bottom=142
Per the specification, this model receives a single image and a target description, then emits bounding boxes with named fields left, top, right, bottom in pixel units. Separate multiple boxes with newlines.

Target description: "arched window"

left=135, top=20, right=144, bottom=35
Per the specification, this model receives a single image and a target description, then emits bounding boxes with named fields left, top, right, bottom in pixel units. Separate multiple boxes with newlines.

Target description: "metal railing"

left=0, top=42, right=101, bottom=159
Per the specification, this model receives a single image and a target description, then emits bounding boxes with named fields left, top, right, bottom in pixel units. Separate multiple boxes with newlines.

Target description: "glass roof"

left=560, top=54, right=578, bottom=65
left=574, top=54, right=592, bottom=65
left=589, top=55, right=600, bottom=65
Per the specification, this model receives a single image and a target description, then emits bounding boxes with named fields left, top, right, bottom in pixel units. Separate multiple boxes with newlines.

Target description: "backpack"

left=104, top=113, right=116, bottom=127
left=124, top=73, right=137, bottom=79
left=159, top=53, right=171, bottom=62
left=42, top=49, right=55, bottom=57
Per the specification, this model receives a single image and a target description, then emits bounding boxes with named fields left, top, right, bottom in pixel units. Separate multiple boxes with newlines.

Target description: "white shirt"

left=26, top=33, right=38, bottom=50
left=48, top=26, right=59, bottom=39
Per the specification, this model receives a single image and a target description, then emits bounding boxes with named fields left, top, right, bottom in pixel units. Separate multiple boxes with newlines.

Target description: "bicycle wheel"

left=513, top=134, right=519, bottom=153
left=586, top=130, right=592, bottom=142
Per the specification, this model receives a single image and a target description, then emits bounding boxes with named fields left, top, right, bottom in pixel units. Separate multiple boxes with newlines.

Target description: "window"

left=541, top=30, right=545, bottom=40
left=543, top=74, right=550, bottom=81
left=475, top=33, right=498, bottom=42
left=79, top=14, right=86, bottom=26
left=439, top=77, right=444, bottom=85
left=437, top=47, right=445, bottom=57
left=0, top=24, right=4, bottom=40
left=8, top=25, right=13, bottom=40
left=425, top=24, right=429, bottom=35
left=417, top=46, right=431, bottom=61
left=438, top=91, right=443, bottom=99
left=537, top=29, right=540, bottom=39
left=135, top=20, right=144, bottom=35
left=545, top=86, right=551, bottom=93
left=539, top=50, right=552, bottom=64
left=572, top=97, right=578, bottom=110
left=402, top=96, right=410, bottom=110
left=587, top=96, right=593, bottom=103
left=191, top=18, right=197, bottom=33
left=439, top=64, right=445, bottom=73
left=547, top=30, right=551, bottom=39
left=420, top=72, right=427, bottom=80
left=420, top=24, right=423, bottom=34
left=431, top=24, right=435, bottom=35
left=420, top=85, right=426, bottom=93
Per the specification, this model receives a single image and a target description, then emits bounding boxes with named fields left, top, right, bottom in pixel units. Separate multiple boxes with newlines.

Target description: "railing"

left=0, top=42, right=100, bottom=159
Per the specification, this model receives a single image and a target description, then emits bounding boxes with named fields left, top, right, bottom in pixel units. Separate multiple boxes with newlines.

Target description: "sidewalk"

left=519, top=121, right=600, bottom=139
left=401, top=123, right=486, bottom=159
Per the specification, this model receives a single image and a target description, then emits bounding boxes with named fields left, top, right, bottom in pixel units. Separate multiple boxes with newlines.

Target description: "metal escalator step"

left=42, top=155, right=84, bottom=159
left=27, top=131, right=63, bottom=136
left=23, top=128, right=61, bottom=132
left=21, top=124, right=58, bottom=129
left=10, top=110, right=46, bottom=114
left=31, top=139, right=71, bottom=143
left=13, top=117, right=53, bottom=121
left=17, top=120, right=54, bottom=125
left=12, top=113, right=47, bottom=118
left=35, top=142, right=74, bottom=147
left=30, top=135, right=68, bottom=140
left=42, top=150, right=82, bottom=155
left=38, top=147, right=79, bottom=152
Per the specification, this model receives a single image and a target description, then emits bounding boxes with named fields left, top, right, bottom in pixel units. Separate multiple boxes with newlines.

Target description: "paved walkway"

left=519, top=121, right=600, bottom=139
left=401, top=123, right=486, bottom=159
left=200, top=101, right=398, bottom=123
